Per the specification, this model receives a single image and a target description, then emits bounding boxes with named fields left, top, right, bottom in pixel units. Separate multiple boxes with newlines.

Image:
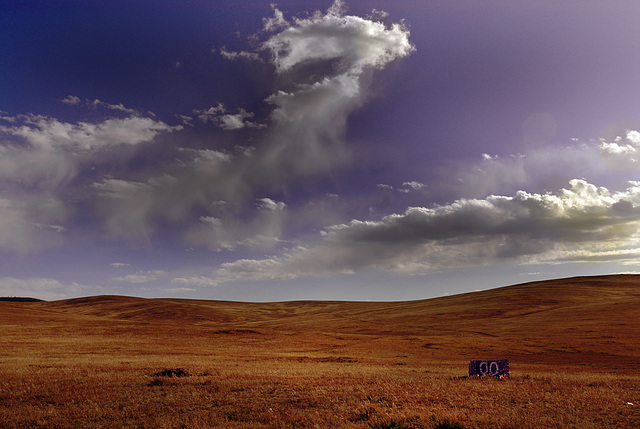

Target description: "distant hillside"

left=41, top=274, right=640, bottom=328
left=4, top=274, right=639, bottom=368
left=0, top=297, right=43, bottom=302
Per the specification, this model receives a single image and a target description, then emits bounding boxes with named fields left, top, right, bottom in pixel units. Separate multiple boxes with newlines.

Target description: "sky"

left=2, top=0, right=640, bottom=301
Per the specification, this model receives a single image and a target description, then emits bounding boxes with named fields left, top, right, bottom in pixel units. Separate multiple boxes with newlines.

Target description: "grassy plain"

left=1, top=275, right=639, bottom=428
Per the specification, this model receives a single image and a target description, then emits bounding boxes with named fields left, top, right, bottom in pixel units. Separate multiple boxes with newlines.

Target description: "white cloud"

left=91, top=148, right=239, bottom=240
left=0, top=112, right=182, bottom=247
left=61, top=95, right=141, bottom=115
left=86, top=3, right=413, bottom=246
left=322, top=179, right=639, bottom=254
left=219, top=113, right=250, bottom=130
left=200, top=216, right=222, bottom=226
left=175, top=114, right=193, bottom=125
left=442, top=141, right=610, bottom=200
left=531, top=246, right=640, bottom=265
left=188, top=179, right=640, bottom=285
left=0, top=3, right=415, bottom=255
left=628, top=130, right=640, bottom=144
left=0, top=277, right=90, bottom=300
left=164, top=287, right=195, bottom=293
left=0, top=195, right=66, bottom=253
left=172, top=276, right=220, bottom=287
left=402, top=181, right=427, bottom=190
left=61, top=95, right=82, bottom=105
left=34, top=223, right=65, bottom=233
left=0, top=114, right=181, bottom=151
left=113, top=270, right=165, bottom=284
left=194, top=103, right=264, bottom=129
left=599, top=129, right=640, bottom=171
left=219, top=110, right=263, bottom=130
left=194, top=103, right=225, bottom=123
left=255, top=197, right=287, bottom=211
left=368, top=9, right=389, bottom=20
left=254, top=4, right=413, bottom=182
left=263, top=1, right=413, bottom=73
left=423, top=129, right=640, bottom=207
left=92, top=178, right=166, bottom=240
left=218, top=46, right=261, bottom=62
left=263, top=6, right=288, bottom=32
left=174, top=257, right=299, bottom=287
left=0, top=102, right=187, bottom=253
left=88, top=98, right=140, bottom=115
left=182, top=198, right=288, bottom=251
left=0, top=145, right=76, bottom=191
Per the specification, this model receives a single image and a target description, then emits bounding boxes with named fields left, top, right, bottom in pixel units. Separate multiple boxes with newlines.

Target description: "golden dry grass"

left=1, top=274, right=640, bottom=428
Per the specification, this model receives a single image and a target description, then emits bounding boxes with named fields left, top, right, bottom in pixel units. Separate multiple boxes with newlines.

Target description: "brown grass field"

left=1, top=274, right=639, bottom=428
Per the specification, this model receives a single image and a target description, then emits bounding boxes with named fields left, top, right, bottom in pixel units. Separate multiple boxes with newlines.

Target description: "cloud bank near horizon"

left=174, top=177, right=640, bottom=287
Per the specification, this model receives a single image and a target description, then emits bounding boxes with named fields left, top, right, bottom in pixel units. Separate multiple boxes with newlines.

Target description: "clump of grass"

left=147, top=378, right=167, bottom=387
left=151, top=368, right=189, bottom=378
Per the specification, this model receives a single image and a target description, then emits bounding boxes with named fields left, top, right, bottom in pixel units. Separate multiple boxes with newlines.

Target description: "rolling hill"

left=3, top=274, right=640, bottom=370
left=2, top=274, right=640, bottom=428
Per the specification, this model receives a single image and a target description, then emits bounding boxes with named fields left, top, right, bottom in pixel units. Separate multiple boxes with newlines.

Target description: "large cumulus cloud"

left=88, top=2, right=413, bottom=246
left=181, top=179, right=640, bottom=286
left=0, top=1, right=413, bottom=253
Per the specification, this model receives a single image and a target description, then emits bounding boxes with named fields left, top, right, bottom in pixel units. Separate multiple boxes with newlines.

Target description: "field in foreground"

left=1, top=275, right=639, bottom=428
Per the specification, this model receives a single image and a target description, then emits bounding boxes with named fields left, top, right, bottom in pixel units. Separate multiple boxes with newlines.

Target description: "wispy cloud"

left=164, top=287, right=195, bottom=294
left=0, top=109, right=182, bottom=251
left=439, top=141, right=609, bottom=200
left=217, top=46, right=261, bottom=62
left=0, top=114, right=180, bottom=151
left=0, top=193, right=67, bottom=253
left=114, top=270, right=165, bottom=284
left=110, top=263, right=131, bottom=268
left=182, top=197, right=287, bottom=251
left=62, top=95, right=141, bottom=115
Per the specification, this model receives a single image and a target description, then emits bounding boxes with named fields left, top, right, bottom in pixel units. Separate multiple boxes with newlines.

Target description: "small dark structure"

left=469, top=359, right=509, bottom=378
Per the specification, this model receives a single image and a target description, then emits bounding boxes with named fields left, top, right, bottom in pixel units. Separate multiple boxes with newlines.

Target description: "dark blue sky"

left=1, top=1, right=640, bottom=300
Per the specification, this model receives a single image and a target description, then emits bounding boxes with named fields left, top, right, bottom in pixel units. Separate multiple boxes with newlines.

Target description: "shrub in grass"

left=151, top=368, right=189, bottom=377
